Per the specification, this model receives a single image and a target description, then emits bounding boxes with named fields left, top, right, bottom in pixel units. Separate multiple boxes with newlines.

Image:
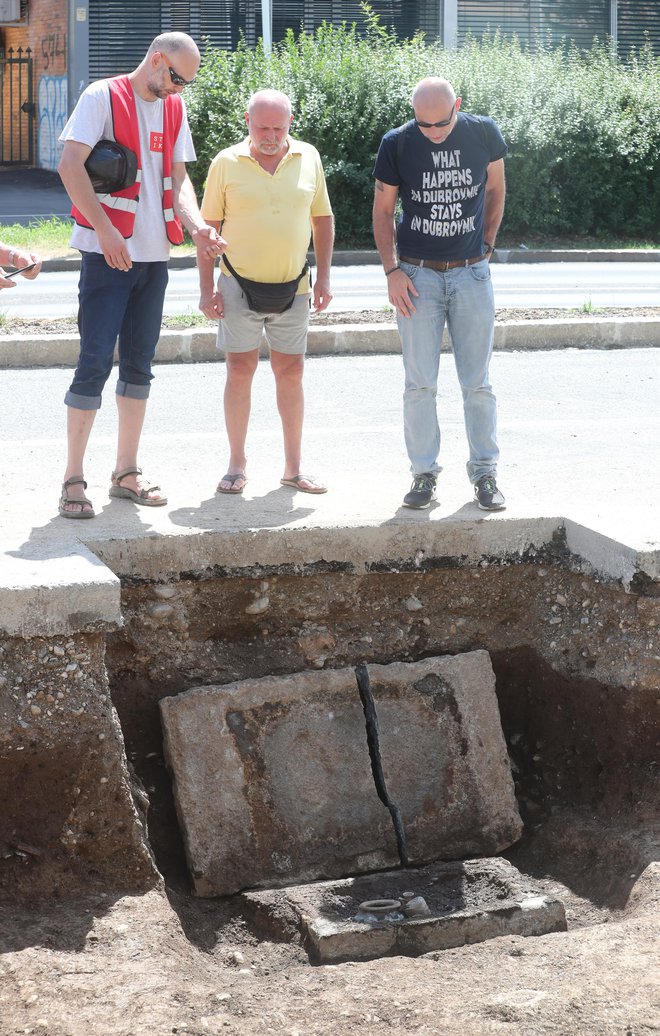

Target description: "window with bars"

left=88, top=0, right=440, bottom=80
left=456, top=0, right=660, bottom=56
left=87, top=0, right=659, bottom=80
left=616, top=0, right=660, bottom=57
left=457, top=0, right=611, bottom=50
left=270, top=2, right=440, bottom=42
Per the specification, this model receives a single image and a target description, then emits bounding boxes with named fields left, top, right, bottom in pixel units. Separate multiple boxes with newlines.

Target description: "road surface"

left=1, top=262, right=658, bottom=319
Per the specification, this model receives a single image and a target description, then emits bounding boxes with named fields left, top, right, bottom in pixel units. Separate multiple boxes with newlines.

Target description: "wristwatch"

left=484, top=242, right=495, bottom=254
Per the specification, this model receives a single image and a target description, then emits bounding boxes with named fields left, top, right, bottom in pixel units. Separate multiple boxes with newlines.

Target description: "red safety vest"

left=72, top=74, right=184, bottom=245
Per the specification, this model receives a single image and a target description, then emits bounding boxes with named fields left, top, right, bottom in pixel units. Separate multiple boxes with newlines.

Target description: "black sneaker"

left=403, top=472, right=437, bottom=509
left=474, top=474, right=506, bottom=511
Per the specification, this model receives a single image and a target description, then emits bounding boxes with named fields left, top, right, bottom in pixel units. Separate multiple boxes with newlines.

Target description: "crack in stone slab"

left=355, top=662, right=409, bottom=867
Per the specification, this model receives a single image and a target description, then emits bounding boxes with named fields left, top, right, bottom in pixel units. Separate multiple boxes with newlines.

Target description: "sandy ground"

left=1, top=835, right=658, bottom=1036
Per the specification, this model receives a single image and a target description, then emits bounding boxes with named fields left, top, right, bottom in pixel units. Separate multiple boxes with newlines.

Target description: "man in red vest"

left=57, top=32, right=223, bottom=518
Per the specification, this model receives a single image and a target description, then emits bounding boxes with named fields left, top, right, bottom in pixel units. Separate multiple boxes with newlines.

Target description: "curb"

left=37, top=247, right=660, bottom=274
left=1, top=317, right=659, bottom=369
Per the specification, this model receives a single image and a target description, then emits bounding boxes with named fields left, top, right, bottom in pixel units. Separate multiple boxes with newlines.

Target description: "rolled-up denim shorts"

left=65, top=251, right=169, bottom=410
left=217, top=271, right=310, bottom=355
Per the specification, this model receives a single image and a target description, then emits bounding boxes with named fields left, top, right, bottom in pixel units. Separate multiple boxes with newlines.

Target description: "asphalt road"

left=1, top=349, right=657, bottom=556
left=1, top=262, right=659, bottom=319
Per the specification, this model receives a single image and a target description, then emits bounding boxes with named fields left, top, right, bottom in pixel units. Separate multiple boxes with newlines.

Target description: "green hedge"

left=185, top=14, right=660, bottom=245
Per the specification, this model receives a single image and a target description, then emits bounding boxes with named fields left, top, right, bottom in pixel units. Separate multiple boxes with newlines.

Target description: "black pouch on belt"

left=223, top=254, right=310, bottom=314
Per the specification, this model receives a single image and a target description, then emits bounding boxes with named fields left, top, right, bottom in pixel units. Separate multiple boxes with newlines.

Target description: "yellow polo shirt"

left=201, top=136, right=333, bottom=290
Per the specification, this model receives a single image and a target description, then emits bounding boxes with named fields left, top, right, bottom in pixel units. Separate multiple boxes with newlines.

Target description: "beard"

left=144, top=73, right=172, bottom=100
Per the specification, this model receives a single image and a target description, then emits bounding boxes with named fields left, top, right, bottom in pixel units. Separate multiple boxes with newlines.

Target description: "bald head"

left=136, top=31, right=200, bottom=100
left=411, top=77, right=461, bottom=143
left=245, top=90, right=293, bottom=160
left=411, top=77, right=456, bottom=108
left=148, top=32, right=200, bottom=62
left=247, top=89, right=292, bottom=120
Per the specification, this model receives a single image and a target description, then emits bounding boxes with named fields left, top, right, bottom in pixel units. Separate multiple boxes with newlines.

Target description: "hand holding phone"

left=5, top=263, right=38, bottom=278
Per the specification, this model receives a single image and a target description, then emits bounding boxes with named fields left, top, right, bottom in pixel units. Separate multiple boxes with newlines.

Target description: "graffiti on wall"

left=41, top=30, right=66, bottom=72
left=38, top=74, right=67, bottom=171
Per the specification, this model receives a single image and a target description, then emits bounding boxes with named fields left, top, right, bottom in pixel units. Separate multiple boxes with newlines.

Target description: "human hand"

left=387, top=268, right=419, bottom=318
left=0, top=269, right=17, bottom=290
left=199, top=285, right=224, bottom=320
left=313, top=277, right=333, bottom=313
left=7, top=248, right=43, bottom=280
left=193, top=225, right=227, bottom=260
left=97, top=225, right=132, bottom=271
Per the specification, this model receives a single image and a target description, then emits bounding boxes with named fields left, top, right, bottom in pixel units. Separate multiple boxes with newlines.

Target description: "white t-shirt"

left=59, top=79, right=196, bottom=261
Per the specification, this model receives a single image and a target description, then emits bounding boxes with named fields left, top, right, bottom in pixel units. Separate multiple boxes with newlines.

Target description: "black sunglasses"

left=415, top=103, right=455, bottom=129
left=167, top=64, right=195, bottom=87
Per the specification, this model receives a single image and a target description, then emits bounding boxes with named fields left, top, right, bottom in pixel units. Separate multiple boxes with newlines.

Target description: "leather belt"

left=399, top=254, right=486, bottom=271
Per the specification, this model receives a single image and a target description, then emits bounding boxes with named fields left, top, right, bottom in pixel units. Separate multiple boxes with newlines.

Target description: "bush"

left=185, top=13, right=660, bottom=245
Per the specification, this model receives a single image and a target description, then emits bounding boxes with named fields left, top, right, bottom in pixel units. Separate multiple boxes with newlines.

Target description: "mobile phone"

left=5, top=263, right=37, bottom=278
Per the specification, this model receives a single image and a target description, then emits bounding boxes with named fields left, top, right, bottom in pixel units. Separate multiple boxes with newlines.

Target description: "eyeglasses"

left=415, top=103, right=455, bottom=129
left=166, top=62, right=195, bottom=87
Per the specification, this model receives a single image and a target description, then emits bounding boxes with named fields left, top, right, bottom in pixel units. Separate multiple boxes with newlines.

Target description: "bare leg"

left=218, top=350, right=259, bottom=490
left=62, top=406, right=97, bottom=514
left=270, top=350, right=306, bottom=480
left=114, top=395, right=164, bottom=502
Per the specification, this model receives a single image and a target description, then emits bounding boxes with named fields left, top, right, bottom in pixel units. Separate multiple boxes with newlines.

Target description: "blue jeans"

left=65, top=252, right=169, bottom=410
left=397, top=258, right=499, bottom=483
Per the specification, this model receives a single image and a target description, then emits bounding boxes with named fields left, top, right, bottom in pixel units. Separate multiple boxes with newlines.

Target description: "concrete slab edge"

left=2, top=513, right=657, bottom=637
left=1, top=318, right=658, bottom=368
left=89, top=515, right=565, bottom=582
left=0, top=543, right=122, bottom=637
left=564, top=519, right=660, bottom=589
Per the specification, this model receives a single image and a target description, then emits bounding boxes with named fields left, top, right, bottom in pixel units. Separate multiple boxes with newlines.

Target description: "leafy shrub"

left=185, top=13, right=660, bottom=244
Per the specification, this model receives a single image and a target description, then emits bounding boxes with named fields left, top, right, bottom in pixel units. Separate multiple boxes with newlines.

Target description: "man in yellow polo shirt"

left=198, top=88, right=334, bottom=495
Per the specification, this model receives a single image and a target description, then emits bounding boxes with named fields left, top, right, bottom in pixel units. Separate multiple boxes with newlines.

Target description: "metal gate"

left=0, top=46, right=34, bottom=165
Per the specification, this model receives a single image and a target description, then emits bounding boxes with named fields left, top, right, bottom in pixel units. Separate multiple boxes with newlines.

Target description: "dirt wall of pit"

left=1, top=528, right=658, bottom=900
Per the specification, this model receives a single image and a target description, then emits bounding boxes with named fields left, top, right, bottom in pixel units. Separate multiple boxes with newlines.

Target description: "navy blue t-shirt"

left=373, top=113, right=507, bottom=261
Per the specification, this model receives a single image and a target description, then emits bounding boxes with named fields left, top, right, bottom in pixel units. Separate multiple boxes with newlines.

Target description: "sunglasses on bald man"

left=415, top=103, right=455, bottom=129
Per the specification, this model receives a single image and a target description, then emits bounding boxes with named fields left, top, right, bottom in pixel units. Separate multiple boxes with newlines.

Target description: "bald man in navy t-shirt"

left=373, top=77, right=507, bottom=512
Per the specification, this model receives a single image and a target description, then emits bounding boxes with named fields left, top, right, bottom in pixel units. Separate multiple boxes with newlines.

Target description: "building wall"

left=1, top=0, right=67, bottom=169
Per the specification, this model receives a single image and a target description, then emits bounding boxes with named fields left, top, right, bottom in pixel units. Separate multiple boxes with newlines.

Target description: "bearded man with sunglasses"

left=57, top=32, right=223, bottom=518
left=373, top=77, right=507, bottom=512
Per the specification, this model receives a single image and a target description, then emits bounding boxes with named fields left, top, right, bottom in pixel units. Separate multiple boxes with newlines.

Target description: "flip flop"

left=279, top=474, right=327, bottom=495
left=109, top=466, right=167, bottom=506
left=217, top=472, right=247, bottom=494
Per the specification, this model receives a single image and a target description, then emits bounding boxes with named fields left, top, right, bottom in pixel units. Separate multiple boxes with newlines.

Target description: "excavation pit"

left=243, top=857, right=567, bottom=963
left=1, top=518, right=658, bottom=952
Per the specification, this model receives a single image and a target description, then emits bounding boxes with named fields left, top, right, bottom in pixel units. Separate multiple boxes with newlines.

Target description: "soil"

left=1, top=307, right=659, bottom=336
left=1, top=830, right=657, bottom=1036
left=1, top=562, right=658, bottom=1035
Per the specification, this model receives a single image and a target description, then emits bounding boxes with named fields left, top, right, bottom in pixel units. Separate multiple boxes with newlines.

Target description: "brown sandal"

left=59, top=476, right=95, bottom=519
left=109, top=467, right=167, bottom=507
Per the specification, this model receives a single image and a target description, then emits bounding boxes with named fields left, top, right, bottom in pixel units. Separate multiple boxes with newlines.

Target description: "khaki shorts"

left=217, top=272, right=310, bottom=355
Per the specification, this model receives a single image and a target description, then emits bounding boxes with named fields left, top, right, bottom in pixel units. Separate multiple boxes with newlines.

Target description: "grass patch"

left=0, top=217, right=201, bottom=259
left=572, top=299, right=604, bottom=315
left=163, top=309, right=211, bottom=329
left=0, top=217, right=75, bottom=257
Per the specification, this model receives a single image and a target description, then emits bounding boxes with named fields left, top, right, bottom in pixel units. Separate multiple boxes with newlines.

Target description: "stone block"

left=160, top=651, right=522, bottom=896
left=243, top=857, right=567, bottom=963
left=368, top=653, right=523, bottom=861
